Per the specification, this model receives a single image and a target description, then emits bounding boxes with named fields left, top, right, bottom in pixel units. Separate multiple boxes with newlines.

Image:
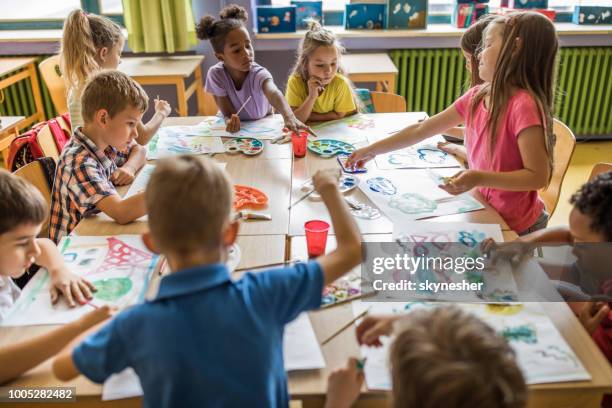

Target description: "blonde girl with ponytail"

left=60, top=10, right=171, bottom=145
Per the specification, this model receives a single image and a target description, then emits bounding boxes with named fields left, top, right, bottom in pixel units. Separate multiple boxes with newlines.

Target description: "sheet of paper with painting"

left=351, top=301, right=590, bottom=390
left=147, top=125, right=225, bottom=159
left=357, top=169, right=484, bottom=221
left=2, top=235, right=160, bottom=326
left=210, top=114, right=286, bottom=140
left=371, top=134, right=463, bottom=169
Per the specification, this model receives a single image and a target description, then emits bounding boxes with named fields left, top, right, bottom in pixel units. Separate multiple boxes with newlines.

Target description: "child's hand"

left=76, top=305, right=115, bottom=329
left=226, top=114, right=241, bottom=133
left=346, top=147, right=375, bottom=169
left=325, top=358, right=364, bottom=408
left=283, top=115, right=313, bottom=136
left=111, top=166, right=136, bottom=186
left=312, top=169, right=341, bottom=195
left=355, top=315, right=397, bottom=347
left=307, top=77, right=324, bottom=98
left=437, top=141, right=463, bottom=156
left=578, top=302, right=610, bottom=335
left=438, top=169, right=481, bottom=195
left=154, top=98, right=171, bottom=118
left=49, top=268, right=96, bottom=307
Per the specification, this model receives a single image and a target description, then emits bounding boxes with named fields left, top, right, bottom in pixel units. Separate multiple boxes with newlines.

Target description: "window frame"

left=0, top=0, right=124, bottom=30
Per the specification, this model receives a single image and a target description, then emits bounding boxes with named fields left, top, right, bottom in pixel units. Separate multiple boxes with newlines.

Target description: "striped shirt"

left=49, top=128, right=129, bottom=243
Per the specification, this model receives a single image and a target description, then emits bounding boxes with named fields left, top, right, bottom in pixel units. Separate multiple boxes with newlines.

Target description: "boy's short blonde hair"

left=145, top=155, right=234, bottom=255
left=390, top=306, right=526, bottom=408
left=81, top=70, right=148, bottom=122
left=0, top=169, right=47, bottom=235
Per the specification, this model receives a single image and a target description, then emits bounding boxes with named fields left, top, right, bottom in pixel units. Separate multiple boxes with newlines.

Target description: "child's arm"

left=111, top=144, right=146, bottom=186
left=0, top=306, right=111, bottom=384
left=261, top=79, right=311, bottom=134
left=212, top=95, right=241, bottom=133
left=313, top=170, right=362, bottom=285
left=519, top=226, right=573, bottom=244
left=441, top=126, right=550, bottom=195
left=292, top=77, right=325, bottom=123
left=134, top=98, right=171, bottom=145
left=96, top=192, right=146, bottom=225
left=347, top=104, right=464, bottom=168
left=442, top=126, right=465, bottom=140
left=438, top=141, right=467, bottom=164
left=325, top=358, right=364, bottom=408
left=36, top=238, right=96, bottom=306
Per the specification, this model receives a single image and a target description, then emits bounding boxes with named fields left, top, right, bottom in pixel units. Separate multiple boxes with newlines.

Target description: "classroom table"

left=3, top=113, right=611, bottom=408
left=0, top=115, right=24, bottom=167
left=119, top=56, right=207, bottom=117
left=342, top=53, right=398, bottom=93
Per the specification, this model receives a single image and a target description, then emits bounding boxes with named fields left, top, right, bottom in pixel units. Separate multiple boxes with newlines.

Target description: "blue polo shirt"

left=72, top=261, right=323, bottom=408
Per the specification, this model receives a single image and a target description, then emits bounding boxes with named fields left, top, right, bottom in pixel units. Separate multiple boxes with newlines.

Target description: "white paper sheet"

left=210, top=114, right=286, bottom=140
left=147, top=126, right=225, bottom=159
left=284, top=313, right=326, bottom=371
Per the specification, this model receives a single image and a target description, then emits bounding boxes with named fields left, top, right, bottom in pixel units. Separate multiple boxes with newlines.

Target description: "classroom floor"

left=549, top=139, right=612, bottom=227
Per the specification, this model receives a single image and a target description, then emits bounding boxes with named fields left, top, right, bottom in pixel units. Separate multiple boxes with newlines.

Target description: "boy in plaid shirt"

left=49, top=71, right=149, bottom=242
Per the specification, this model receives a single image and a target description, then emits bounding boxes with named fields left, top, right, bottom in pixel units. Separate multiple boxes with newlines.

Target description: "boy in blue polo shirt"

left=53, top=155, right=362, bottom=407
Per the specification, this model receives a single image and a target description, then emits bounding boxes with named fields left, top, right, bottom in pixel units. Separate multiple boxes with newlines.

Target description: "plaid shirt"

left=49, top=128, right=130, bottom=243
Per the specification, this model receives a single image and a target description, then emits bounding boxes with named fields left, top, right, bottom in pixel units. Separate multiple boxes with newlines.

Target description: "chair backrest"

left=13, top=160, right=54, bottom=237
left=35, top=115, right=71, bottom=161
left=39, top=55, right=68, bottom=115
left=588, top=162, right=612, bottom=182
left=539, top=119, right=576, bottom=216
left=370, top=91, right=406, bottom=113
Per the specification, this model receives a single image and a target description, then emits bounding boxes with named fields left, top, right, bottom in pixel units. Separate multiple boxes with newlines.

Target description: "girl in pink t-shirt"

left=196, top=5, right=310, bottom=135
left=348, top=12, right=558, bottom=235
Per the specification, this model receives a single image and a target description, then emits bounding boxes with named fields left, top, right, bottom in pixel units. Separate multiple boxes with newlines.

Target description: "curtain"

left=122, top=0, right=197, bottom=53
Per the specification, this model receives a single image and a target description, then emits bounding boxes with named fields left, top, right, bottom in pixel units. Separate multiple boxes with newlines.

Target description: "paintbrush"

left=288, top=189, right=315, bottom=209
left=235, top=95, right=252, bottom=117
left=321, top=307, right=371, bottom=346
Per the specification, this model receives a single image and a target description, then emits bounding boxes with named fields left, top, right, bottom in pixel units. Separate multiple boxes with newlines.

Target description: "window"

left=1, top=0, right=81, bottom=20
left=100, top=0, right=123, bottom=15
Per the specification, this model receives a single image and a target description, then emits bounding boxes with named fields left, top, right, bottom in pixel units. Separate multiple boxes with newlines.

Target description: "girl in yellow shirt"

left=286, top=22, right=357, bottom=123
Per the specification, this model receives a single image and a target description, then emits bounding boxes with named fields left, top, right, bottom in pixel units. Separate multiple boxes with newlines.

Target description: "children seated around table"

left=49, top=71, right=149, bottom=243
left=197, top=4, right=310, bottom=134
left=286, top=22, right=359, bottom=123
left=326, top=306, right=527, bottom=408
left=53, top=156, right=363, bottom=407
left=0, top=169, right=112, bottom=384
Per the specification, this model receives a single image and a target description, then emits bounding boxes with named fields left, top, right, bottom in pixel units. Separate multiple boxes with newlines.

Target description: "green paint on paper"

left=501, top=324, right=537, bottom=344
left=92, top=278, right=133, bottom=301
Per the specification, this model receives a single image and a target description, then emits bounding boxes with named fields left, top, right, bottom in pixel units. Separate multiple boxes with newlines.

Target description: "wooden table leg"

left=194, top=65, right=206, bottom=116
left=27, top=62, right=46, bottom=123
left=175, top=78, right=188, bottom=117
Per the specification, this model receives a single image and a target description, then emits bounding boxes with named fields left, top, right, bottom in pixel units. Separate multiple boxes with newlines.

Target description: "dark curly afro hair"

left=570, top=171, right=612, bottom=241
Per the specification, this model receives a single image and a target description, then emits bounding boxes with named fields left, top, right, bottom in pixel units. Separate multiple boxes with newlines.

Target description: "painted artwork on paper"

left=352, top=301, right=590, bottom=390
left=2, top=236, right=160, bottom=326
left=210, top=114, right=286, bottom=140
left=358, top=169, right=484, bottom=222
left=147, top=126, right=225, bottom=159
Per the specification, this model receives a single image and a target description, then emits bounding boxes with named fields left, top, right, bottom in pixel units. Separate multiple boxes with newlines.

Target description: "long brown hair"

left=60, top=10, right=122, bottom=91
left=461, top=14, right=497, bottom=87
left=470, top=12, right=558, bottom=180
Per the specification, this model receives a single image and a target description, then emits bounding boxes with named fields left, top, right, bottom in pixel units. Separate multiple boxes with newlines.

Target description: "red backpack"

left=7, top=113, right=71, bottom=171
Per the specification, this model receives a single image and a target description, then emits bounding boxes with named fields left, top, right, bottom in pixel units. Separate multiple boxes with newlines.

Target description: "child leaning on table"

left=0, top=169, right=111, bottom=384
left=49, top=71, right=148, bottom=243
left=286, top=21, right=359, bottom=123
left=325, top=306, right=527, bottom=408
left=348, top=12, right=558, bottom=236
left=197, top=4, right=309, bottom=134
left=60, top=9, right=171, bottom=144
left=52, top=156, right=363, bottom=407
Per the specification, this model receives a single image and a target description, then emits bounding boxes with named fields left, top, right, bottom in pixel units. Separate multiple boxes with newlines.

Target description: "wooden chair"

left=13, top=160, right=55, bottom=237
left=588, top=162, right=612, bottom=182
left=0, top=128, right=17, bottom=168
left=539, top=119, right=576, bottom=217
left=39, top=55, right=68, bottom=115
left=35, top=115, right=71, bottom=161
left=370, top=91, right=406, bottom=113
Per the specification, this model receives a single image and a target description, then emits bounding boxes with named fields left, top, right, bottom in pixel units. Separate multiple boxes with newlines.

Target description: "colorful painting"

left=352, top=301, right=590, bottom=389
left=372, top=136, right=462, bottom=170
left=147, top=126, right=225, bottom=159
left=2, top=236, right=160, bottom=326
left=358, top=169, right=484, bottom=222
left=210, top=114, right=286, bottom=140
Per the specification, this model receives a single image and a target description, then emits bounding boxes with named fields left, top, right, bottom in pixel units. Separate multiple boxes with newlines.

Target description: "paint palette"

left=224, top=137, right=264, bottom=155
left=307, top=139, right=355, bottom=158
left=233, top=185, right=268, bottom=210
left=321, top=271, right=375, bottom=308
left=301, top=175, right=359, bottom=199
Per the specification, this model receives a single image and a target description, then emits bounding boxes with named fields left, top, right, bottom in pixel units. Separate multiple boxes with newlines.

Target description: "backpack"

left=7, top=113, right=71, bottom=171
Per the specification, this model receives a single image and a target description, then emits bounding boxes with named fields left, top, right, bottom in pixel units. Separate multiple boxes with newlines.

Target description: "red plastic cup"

left=291, top=131, right=308, bottom=158
left=304, top=220, right=330, bottom=258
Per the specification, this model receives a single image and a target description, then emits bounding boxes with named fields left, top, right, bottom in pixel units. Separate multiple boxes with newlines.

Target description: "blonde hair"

left=60, top=9, right=123, bottom=90
left=81, top=70, right=148, bottom=122
left=470, top=12, right=558, bottom=181
left=0, top=169, right=47, bottom=235
left=390, top=306, right=526, bottom=408
left=145, top=156, right=234, bottom=256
